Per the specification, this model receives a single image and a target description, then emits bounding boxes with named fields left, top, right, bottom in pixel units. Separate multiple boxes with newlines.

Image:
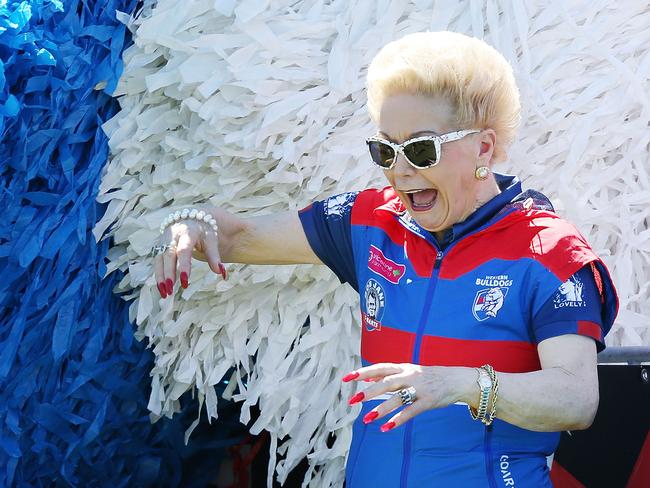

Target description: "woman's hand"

left=153, top=206, right=243, bottom=298
left=342, top=363, right=469, bottom=432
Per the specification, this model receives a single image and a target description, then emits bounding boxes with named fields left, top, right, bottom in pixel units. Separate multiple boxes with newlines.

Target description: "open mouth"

left=403, top=188, right=438, bottom=212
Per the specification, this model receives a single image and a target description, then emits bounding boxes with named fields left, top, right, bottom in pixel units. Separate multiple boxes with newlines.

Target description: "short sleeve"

left=298, top=192, right=359, bottom=291
left=532, top=265, right=607, bottom=352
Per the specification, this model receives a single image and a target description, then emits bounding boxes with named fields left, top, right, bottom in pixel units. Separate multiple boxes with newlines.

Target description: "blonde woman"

left=152, top=31, right=618, bottom=486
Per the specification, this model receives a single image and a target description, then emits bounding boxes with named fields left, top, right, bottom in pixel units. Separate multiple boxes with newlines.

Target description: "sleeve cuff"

left=535, top=320, right=606, bottom=352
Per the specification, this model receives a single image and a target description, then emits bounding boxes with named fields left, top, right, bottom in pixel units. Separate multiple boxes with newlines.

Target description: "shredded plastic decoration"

left=95, top=1, right=648, bottom=487
left=0, top=0, right=245, bottom=485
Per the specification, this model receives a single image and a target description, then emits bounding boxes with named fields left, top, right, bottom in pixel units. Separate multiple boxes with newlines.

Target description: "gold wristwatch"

left=468, top=367, right=492, bottom=422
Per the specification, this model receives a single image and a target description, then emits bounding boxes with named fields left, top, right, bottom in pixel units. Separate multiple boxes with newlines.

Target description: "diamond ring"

left=397, top=386, right=417, bottom=406
left=150, top=243, right=172, bottom=257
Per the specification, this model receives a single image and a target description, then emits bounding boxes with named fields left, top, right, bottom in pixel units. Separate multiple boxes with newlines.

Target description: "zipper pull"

left=434, top=251, right=443, bottom=269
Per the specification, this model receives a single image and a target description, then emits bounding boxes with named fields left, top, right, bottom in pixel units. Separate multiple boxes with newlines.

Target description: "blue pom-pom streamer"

left=0, top=1, right=246, bottom=485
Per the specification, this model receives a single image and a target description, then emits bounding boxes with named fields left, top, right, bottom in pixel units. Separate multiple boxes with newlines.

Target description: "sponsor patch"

left=553, top=275, right=586, bottom=309
left=499, top=455, right=516, bottom=487
left=368, top=245, right=406, bottom=284
left=363, top=279, right=385, bottom=331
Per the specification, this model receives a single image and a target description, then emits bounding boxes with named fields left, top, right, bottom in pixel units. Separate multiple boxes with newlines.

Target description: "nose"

left=390, top=150, right=417, bottom=177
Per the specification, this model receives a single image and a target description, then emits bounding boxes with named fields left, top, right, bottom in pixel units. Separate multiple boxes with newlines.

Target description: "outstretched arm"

left=343, top=334, right=599, bottom=433
left=195, top=208, right=323, bottom=265
left=457, top=334, right=598, bottom=431
left=154, top=206, right=322, bottom=297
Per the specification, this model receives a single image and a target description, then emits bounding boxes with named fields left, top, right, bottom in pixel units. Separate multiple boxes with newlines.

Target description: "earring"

left=475, top=166, right=490, bottom=180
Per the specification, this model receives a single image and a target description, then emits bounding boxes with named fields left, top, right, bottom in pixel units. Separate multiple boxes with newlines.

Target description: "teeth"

left=403, top=189, right=432, bottom=194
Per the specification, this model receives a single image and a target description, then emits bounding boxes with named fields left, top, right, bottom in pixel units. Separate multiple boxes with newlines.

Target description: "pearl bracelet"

left=159, top=208, right=218, bottom=235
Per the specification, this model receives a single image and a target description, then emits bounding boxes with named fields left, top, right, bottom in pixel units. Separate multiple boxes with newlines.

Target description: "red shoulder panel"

left=350, top=187, right=402, bottom=224
left=440, top=210, right=599, bottom=281
left=352, top=188, right=435, bottom=277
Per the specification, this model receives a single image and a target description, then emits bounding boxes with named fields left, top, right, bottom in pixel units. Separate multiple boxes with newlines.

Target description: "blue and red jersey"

left=298, top=174, right=618, bottom=487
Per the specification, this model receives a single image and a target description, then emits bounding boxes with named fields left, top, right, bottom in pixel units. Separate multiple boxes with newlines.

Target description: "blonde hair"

left=366, top=31, right=520, bottom=163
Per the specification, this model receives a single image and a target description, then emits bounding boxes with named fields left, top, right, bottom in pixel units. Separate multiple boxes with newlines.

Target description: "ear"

left=477, top=129, right=497, bottom=167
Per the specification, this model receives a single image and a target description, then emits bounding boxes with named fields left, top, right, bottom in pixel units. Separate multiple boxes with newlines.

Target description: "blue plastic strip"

left=0, top=1, right=245, bottom=485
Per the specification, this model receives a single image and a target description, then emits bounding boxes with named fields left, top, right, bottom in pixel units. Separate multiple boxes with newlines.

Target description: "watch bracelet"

left=468, top=366, right=492, bottom=422
left=469, top=389, right=490, bottom=420
left=481, top=364, right=499, bottom=426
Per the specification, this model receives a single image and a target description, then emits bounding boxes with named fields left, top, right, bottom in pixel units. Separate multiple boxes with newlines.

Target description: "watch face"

left=478, top=375, right=492, bottom=389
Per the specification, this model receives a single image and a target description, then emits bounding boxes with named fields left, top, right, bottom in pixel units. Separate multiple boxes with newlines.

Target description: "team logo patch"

left=473, top=287, right=509, bottom=321
left=363, top=279, right=385, bottom=331
left=324, top=192, right=356, bottom=217
left=368, top=245, right=406, bottom=284
left=472, top=275, right=512, bottom=321
left=554, top=275, right=586, bottom=309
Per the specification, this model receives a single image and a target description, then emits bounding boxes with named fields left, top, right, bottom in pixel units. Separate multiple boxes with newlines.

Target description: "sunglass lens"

left=368, top=141, right=395, bottom=168
left=404, top=140, right=438, bottom=167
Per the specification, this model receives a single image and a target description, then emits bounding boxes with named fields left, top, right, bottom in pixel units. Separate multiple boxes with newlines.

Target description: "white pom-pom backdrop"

left=95, top=1, right=650, bottom=486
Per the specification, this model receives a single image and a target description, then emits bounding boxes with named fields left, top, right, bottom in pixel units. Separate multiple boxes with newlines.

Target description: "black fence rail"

left=597, top=346, right=650, bottom=364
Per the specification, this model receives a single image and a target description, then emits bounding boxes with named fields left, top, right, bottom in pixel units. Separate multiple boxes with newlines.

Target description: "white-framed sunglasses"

left=366, top=129, right=480, bottom=170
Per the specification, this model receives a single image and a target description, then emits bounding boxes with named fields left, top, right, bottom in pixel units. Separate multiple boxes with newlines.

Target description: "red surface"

left=550, top=460, right=586, bottom=488
left=439, top=211, right=597, bottom=282
left=418, top=335, right=541, bottom=372
left=350, top=187, right=604, bottom=282
left=352, top=188, right=436, bottom=277
left=361, top=322, right=416, bottom=364
left=627, top=430, right=650, bottom=488
left=577, top=320, right=603, bottom=342
left=361, top=322, right=541, bottom=373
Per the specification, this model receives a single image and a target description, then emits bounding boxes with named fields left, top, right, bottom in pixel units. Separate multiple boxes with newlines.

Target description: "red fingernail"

left=348, top=392, right=365, bottom=405
left=342, top=372, right=360, bottom=382
left=380, top=421, right=396, bottom=432
left=165, top=278, right=173, bottom=295
left=157, top=282, right=167, bottom=298
left=364, top=378, right=377, bottom=382
left=219, top=263, right=227, bottom=280
left=363, top=411, right=379, bottom=424
left=180, top=272, right=188, bottom=289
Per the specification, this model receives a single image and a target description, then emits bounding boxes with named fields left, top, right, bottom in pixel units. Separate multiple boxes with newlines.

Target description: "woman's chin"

left=404, top=199, right=448, bottom=234
left=410, top=212, right=446, bottom=234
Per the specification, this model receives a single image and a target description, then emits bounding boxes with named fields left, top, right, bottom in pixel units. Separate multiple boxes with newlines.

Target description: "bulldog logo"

left=473, top=287, right=508, bottom=321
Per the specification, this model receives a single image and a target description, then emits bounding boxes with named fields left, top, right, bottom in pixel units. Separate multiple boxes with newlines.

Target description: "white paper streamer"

left=96, top=1, right=650, bottom=485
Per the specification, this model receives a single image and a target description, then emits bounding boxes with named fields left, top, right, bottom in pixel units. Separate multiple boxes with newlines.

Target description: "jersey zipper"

left=485, top=424, right=498, bottom=488
left=400, top=250, right=444, bottom=488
